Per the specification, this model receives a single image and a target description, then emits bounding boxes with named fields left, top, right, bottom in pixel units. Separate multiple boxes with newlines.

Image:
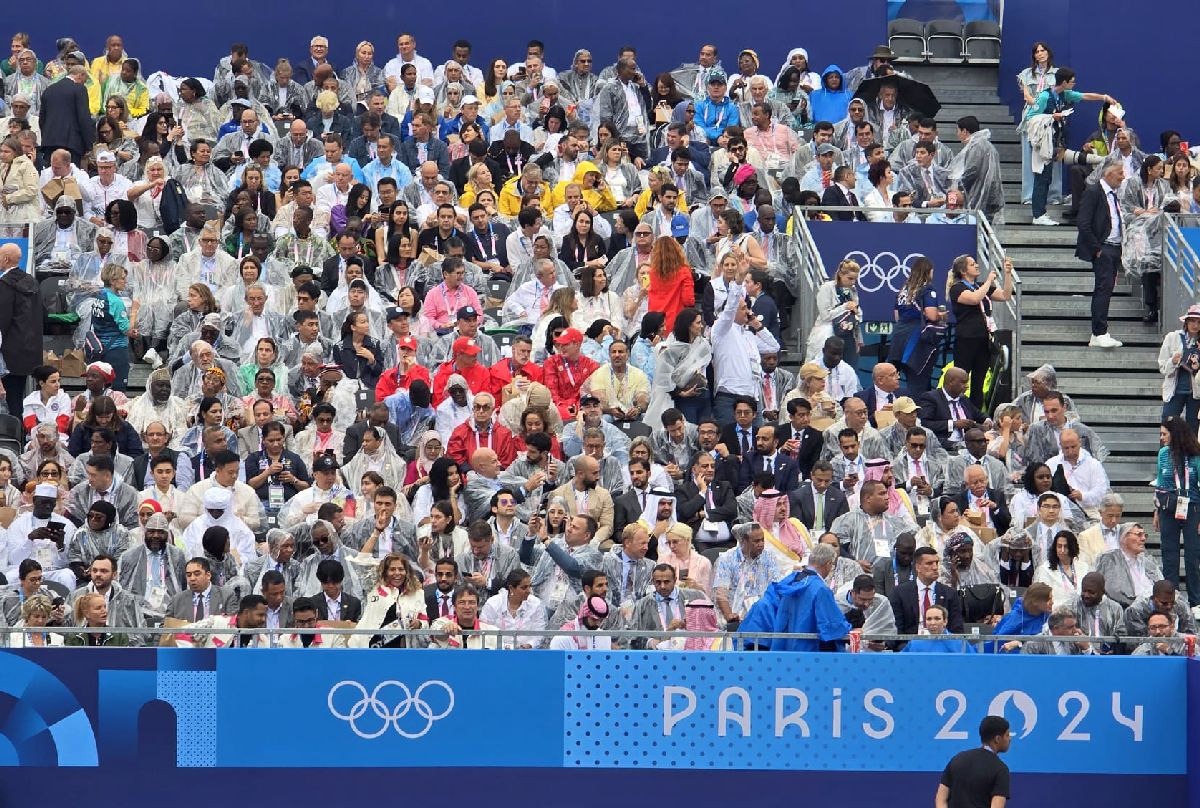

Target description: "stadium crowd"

left=0, top=30, right=1193, bottom=655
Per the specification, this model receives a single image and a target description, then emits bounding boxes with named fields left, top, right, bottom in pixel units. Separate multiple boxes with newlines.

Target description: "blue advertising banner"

left=0, top=649, right=1186, bottom=777
left=1181, top=227, right=1200, bottom=274
left=808, top=221, right=977, bottom=322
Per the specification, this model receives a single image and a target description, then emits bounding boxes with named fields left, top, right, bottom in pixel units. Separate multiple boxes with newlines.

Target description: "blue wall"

left=0, top=647, right=1190, bottom=806
left=15, top=2, right=887, bottom=84
left=1000, top=0, right=1198, bottom=152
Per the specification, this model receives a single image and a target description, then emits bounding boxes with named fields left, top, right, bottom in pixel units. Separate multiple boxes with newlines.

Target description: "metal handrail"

left=1162, top=213, right=1200, bottom=330
left=789, top=208, right=827, bottom=353
left=978, top=213, right=1021, bottom=400
left=2, top=623, right=1188, bottom=655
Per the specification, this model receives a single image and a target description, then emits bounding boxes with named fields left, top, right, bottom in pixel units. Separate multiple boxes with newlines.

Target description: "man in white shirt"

left=815, top=336, right=861, bottom=401
left=38, top=148, right=96, bottom=216
left=1045, top=428, right=1110, bottom=519
left=432, top=40, right=485, bottom=89
left=502, top=258, right=563, bottom=330
left=315, top=162, right=355, bottom=213
left=84, top=151, right=132, bottom=225
left=383, top=33, right=434, bottom=89
left=711, top=280, right=780, bottom=425
left=552, top=183, right=612, bottom=241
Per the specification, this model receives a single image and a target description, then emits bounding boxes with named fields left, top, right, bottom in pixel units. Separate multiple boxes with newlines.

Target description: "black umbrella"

left=854, top=75, right=941, bottom=118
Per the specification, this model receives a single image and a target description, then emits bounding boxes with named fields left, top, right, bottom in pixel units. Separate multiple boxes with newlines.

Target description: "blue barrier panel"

left=807, top=221, right=976, bottom=322
left=0, top=237, right=31, bottom=272
left=0, top=648, right=1187, bottom=778
left=1181, top=227, right=1200, bottom=279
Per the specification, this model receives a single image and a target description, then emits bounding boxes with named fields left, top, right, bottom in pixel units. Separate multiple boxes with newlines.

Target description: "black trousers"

left=1091, top=244, right=1121, bottom=336
left=954, top=335, right=992, bottom=410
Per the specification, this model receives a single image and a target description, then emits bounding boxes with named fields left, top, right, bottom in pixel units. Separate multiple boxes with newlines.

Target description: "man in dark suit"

left=648, top=122, right=711, bottom=175
left=718, top=396, right=759, bottom=465
left=871, top=531, right=917, bottom=600
left=167, top=558, right=237, bottom=620
left=819, top=165, right=866, bottom=221
left=397, top=112, right=451, bottom=175
left=38, top=67, right=95, bottom=164
left=312, top=558, right=364, bottom=623
left=952, top=464, right=1012, bottom=536
left=917, top=367, right=984, bottom=451
left=889, top=546, right=965, bottom=638
left=855, top=362, right=907, bottom=428
left=321, top=242, right=378, bottom=296
left=745, top=269, right=781, bottom=342
left=424, top=557, right=460, bottom=621
left=449, top=138, right=503, bottom=194
left=343, top=402, right=404, bottom=461
left=1076, top=160, right=1128, bottom=341
left=614, top=458, right=656, bottom=538
left=740, top=425, right=800, bottom=492
left=788, top=461, right=849, bottom=533
left=776, top=399, right=823, bottom=480
left=676, top=454, right=738, bottom=535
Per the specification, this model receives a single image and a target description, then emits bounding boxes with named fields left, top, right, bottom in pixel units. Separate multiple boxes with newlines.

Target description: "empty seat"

left=925, top=19, right=964, bottom=63
left=964, top=20, right=1002, bottom=63
left=888, top=18, right=927, bottom=62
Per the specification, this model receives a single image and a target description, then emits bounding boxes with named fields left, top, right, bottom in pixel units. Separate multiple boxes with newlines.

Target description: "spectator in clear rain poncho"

left=948, top=116, right=1004, bottom=222
left=1120, top=155, right=1173, bottom=323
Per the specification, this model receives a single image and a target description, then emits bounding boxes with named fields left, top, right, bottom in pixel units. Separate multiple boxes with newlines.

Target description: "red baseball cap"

left=398, top=335, right=418, bottom=351
left=553, top=327, right=584, bottom=345
left=453, top=336, right=481, bottom=356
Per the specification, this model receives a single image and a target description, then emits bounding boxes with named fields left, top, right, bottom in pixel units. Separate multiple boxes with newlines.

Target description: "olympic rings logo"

left=328, top=679, right=455, bottom=739
left=844, top=250, right=925, bottom=294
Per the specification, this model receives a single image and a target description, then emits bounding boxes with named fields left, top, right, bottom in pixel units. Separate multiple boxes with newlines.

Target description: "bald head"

left=1059, top=428, right=1080, bottom=462
left=0, top=243, right=21, bottom=269
left=470, top=447, right=499, bottom=477
left=872, top=362, right=899, bottom=392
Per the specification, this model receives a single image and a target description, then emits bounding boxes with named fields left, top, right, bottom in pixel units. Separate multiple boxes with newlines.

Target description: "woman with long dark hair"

left=336, top=311, right=384, bottom=391
left=948, top=253, right=1014, bottom=409
left=104, top=199, right=144, bottom=262
left=1155, top=417, right=1200, bottom=606
left=888, top=255, right=944, bottom=393
left=558, top=209, right=607, bottom=272
left=647, top=307, right=711, bottom=424
left=412, top=455, right=464, bottom=526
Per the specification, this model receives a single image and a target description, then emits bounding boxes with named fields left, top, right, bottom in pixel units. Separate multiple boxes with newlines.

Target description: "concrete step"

left=1021, top=345, right=1157, bottom=368
left=1096, top=432, right=1164, bottom=455
left=997, top=225, right=1083, bottom=246
left=1062, top=401, right=1164, bottom=422
left=1000, top=204, right=1073, bottom=225
left=937, top=104, right=1014, bottom=124
left=1021, top=297, right=1149, bottom=318
left=928, top=88, right=1002, bottom=104
left=1020, top=323, right=1161, bottom=346
left=1038, top=376, right=1162, bottom=397
left=1019, top=277, right=1133, bottom=295
left=906, top=65, right=999, bottom=88
left=1101, top=457, right=1166, bottom=483
left=937, top=125, right=1019, bottom=144
left=1003, top=250, right=1087, bottom=269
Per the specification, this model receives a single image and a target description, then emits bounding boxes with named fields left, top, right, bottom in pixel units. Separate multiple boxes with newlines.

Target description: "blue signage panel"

left=807, top=221, right=976, bottom=322
left=564, top=653, right=1186, bottom=774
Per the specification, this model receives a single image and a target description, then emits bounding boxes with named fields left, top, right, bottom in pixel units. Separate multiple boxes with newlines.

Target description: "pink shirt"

left=420, top=282, right=482, bottom=331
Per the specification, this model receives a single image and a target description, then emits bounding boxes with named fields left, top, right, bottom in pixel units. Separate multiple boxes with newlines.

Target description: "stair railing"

left=978, top=214, right=1021, bottom=398
left=1163, top=214, right=1200, bottom=329
left=789, top=209, right=828, bottom=355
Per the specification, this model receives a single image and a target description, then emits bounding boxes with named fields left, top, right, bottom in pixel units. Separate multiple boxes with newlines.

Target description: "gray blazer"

left=1093, top=550, right=1163, bottom=608
left=167, top=584, right=238, bottom=621
left=630, top=587, right=703, bottom=648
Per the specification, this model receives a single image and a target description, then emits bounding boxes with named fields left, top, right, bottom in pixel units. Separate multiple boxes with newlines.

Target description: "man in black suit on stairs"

left=1076, top=159, right=1127, bottom=344
left=38, top=65, right=95, bottom=164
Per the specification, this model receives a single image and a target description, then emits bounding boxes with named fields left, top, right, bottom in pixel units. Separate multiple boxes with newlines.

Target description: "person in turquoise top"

left=1154, top=416, right=1200, bottom=606
left=900, top=603, right=977, bottom=654
left=85, top=263, right=131, bottom=392
left=694, top=71, right=739, bottom=145
left=1022, top=66, right=1115, bottom=225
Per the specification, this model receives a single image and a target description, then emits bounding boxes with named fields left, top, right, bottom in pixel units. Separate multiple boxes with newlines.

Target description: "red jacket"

left=488, top=357, right=544, bottom=397
left=431, top=360, right=492, bottom=405
left=542, top=353, right=599, bottom=421
left=375, top=363, right=433, bottom=402
left=647, top=266, right=696, bottom=331
left=447, top=420, right=517, bottom=468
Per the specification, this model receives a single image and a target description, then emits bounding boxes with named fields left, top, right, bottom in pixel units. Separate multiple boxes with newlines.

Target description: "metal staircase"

left=909, top=62, right=1161, bottom=531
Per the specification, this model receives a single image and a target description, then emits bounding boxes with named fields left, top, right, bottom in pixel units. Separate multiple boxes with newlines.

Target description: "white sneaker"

left=142, top=347, right=163, bottom=368
left=1021, top=199, right=1032, bottom=205
left=1192, top=605, right=1200, bottom=621
left=1032, top=214, right=1059, bottom=226
left=1088, top=333, right=1123, bottom=348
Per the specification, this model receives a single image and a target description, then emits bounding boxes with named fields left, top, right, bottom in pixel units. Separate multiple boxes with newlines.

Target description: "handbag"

left=82, top=330, right=104, bottom=362
left=960, top=583, right=1005, bottom=623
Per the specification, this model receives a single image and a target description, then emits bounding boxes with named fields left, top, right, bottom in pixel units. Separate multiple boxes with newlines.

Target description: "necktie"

left=194, top=594, right=206, bottom=621
left=923, top=168, right=932, bottom=193
left=887, top=392, right=894, bottom=403
left=97, top=490, right=108, bottom=501
left=625, top=564, right=634, bottom=598
left=740, top=429, right=750, bottom=456
left=921, top=586, right=931, bottom=618
left=762, top=374, right=773, bottom=409
left=914, top=458, right=923, bottom=478
left=847, top=191, right=858, bottom=205
left=640, top=491, right=647, bottom=509
left=1109, top=191, right=1122, bottom=239
left=660, top=596, right=674, bottom=628
left=150, top=552, right=163, bottom=585
left=440, top=594, right=450, bottom=617
left=821, top=170, right=830, bottom=189
left=950, top=399, right=963, bottom=421
left=814, top=492, right=825, bottom=532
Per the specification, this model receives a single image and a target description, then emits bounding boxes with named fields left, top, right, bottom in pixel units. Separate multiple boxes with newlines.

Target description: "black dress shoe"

left=1143, top=311, right=1159, bottom=324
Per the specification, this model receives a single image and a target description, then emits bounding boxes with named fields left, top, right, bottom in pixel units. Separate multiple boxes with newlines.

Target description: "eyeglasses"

left=473, top=403, right=493, bottom=411
left=41, top=470, right=61, bottom=479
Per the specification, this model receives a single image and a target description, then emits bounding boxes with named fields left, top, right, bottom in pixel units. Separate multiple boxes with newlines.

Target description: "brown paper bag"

left=42, top=350, right=61, bottom=370
left=159, top=617, right=188, bottom=647
left=0, top=506, right=15, bottom=528
left=59, top=349, right=86, bottom=378
left=976, top=527, right=997, bottom=543
left=655, top=105, right=671, bottom=123
left=875, top=410, right=897, bottom=429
